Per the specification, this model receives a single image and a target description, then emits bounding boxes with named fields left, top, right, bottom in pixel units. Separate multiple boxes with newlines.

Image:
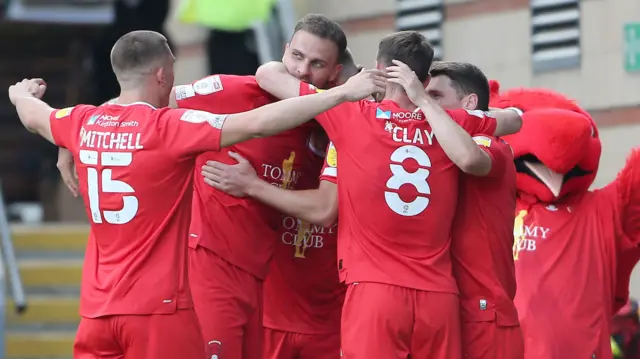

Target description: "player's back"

left=66, top=102, right=219, bottom=318
left=175, top=75, right=316, bottom=278
left=451, top=136, right=519, bottom=325
left=328, top=100, right=495, bottom=292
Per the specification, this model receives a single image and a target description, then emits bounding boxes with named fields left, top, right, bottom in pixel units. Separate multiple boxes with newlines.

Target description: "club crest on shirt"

left=54, top=107, right=74, bottom=119
left=472, top=136, right=492, bottom=147
left=308, top=84, right=325, bottom=93
left=326, top=142, right=337, bottom=168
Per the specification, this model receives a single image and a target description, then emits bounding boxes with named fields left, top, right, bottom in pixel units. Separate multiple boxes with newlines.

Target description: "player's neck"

left=117, top=89, right=161, bottom=108
left=382, top=86, right=417, bottom=111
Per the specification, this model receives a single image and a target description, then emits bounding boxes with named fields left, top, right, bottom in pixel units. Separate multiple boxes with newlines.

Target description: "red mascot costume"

left=489, top=81, right=640, bottom=359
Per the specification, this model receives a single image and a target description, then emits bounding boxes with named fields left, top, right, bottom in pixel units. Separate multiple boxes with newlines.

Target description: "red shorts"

left=264, top=327, right=340, bottom=359
left=341, top=282, right=461, bottom=359
left=189, top=245, right=263, bottom=359
left=461, top=322, right=524, bottom=359
left=73, top=309, right=205, bottom=359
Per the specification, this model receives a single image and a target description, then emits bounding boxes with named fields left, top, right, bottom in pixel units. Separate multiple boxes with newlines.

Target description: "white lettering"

left=392, top=112, right=423, bottom=121
left=260, top=164, right=302, bottom=186
left=78, top=131, right=144, bottom=150
left=391, top=128, right=434, bottom=145
left=280, top=216, right=331, bottom=257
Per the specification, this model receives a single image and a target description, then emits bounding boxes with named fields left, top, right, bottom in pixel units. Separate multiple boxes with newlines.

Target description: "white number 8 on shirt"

left=385, top=145, right=431, bottom=216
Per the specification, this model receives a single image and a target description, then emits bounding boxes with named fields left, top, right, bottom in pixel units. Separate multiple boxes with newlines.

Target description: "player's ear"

left=155, top=66, right=166, bottom=87
left=330, top=64, right=343, bottom=83
left=463, top=93, right=479, bottom=111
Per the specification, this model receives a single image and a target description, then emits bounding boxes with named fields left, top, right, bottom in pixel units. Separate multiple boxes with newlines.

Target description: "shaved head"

left=110, top=30, right=174, bottom=86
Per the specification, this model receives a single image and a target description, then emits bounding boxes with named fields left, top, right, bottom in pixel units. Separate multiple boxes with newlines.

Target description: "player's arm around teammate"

left=256, top=61, right=386, bottom=101
left=201, top=146, right=338, bottom=227
left=387, top=60, right=522, bottom=176
left=10, top=74, right=379, bottom=148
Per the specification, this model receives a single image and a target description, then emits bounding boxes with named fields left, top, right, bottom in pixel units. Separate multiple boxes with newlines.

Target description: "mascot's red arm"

left=612, top=148, right=640, bottom=313
left=617, top=148, right=640, bottom=240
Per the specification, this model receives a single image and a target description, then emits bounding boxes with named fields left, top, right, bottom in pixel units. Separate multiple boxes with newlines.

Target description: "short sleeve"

left=175, top=74, right=272, bottom=112
left=447, top=109, right=498, bottom=136
left=156, top=108, right=226, bottom=159
left=49, top=105, right=95, bottom=150
left=473, top=135, right=512, bottom=178
left=319, top=141, right=337, bottom=183
left=298, top=81, right=360, bottom=147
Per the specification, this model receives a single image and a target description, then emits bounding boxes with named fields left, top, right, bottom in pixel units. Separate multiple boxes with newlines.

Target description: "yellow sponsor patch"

left=54, top=107, right=74, bottom=119
left=472, top=136, right=492, bottom=147
left=326, top=142, right=337, bottom=167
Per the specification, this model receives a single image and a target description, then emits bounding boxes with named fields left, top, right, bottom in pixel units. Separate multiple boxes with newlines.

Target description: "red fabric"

left=263, top=328, right=340, bottom=359
left=489, top=83, right=640, bottom=359
left=188, top=245, right=264, bottom=359
left=451, top=136, right=519, bottom=325
left=299, top=82, right=498, bottom=292
left=177, top=75, right=315, bottom=279
left=461, top=322, right=524, bottom=359
left=74, top=310, right=206, bottom=359
left=264, top=147, right=344, bottom=335
left=51, top=103, right=224, bottom=318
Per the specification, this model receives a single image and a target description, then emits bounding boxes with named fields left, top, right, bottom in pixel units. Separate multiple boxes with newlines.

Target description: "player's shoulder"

left=52, top=104, right=97, bottom=121
left=178, top=74, right=271, bottom=108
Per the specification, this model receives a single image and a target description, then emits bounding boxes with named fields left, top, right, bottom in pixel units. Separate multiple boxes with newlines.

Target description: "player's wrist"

left=245, top=177, right=267, bottom=198
left=326, top=86, right=349, bottom=103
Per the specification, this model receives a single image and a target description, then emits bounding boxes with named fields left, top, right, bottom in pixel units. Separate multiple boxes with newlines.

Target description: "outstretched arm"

left=219, top=70, right=385, bottom=148
left=9, top=79, right=56, bottom=143
left=255, top=61, right=302, bottom=99
left=201, top=152, right=338, bottom=227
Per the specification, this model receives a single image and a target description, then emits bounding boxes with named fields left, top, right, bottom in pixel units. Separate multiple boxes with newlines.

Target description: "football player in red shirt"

left=169, top=15, right=354, bottom=359
left=196, top=58, right=359, bottom=359
left=426, top=61, right=523, bottom=359
left=56, top=15, right=356, bottom=359
left=8, top=30, right=384, bottom=359
left=208, top=31, right=522, bottom=359
left=206, top=60, right=524, bottom=358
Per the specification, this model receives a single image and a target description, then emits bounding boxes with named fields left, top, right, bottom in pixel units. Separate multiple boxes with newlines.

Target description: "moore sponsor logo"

left=376, top=107, right=423, bottom=122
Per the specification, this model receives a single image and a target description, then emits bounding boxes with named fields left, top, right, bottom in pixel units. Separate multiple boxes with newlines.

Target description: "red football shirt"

left=450, top=135, right=519, bottom=325
left=512, top=192, right=620, bottom=358
left=512, top=149, right=640, bottom=359
left=299, top=83, right=498, bottom=292
left=49, top=102, right=225, bottom=317
left=175, top=75, right=315, bottom=278
left=263, top=142, right=344, bottom=334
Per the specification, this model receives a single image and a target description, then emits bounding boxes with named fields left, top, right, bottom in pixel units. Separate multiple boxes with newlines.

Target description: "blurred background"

left=0, top=0, right=637, bottom=357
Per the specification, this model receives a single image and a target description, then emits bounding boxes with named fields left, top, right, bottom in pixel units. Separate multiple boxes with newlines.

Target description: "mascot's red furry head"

left=488, top=81, right=602, bottom=202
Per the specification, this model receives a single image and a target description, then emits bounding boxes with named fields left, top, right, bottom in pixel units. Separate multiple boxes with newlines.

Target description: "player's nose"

left=297, top=63, right=312, bottom=78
